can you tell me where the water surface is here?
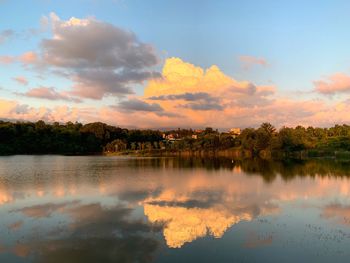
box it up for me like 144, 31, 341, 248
1, 156, 350, 262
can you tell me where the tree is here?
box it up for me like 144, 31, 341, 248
260, 122, 276, 136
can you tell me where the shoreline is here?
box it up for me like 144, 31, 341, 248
1, 149, 350, 161
103, 148, 350, 161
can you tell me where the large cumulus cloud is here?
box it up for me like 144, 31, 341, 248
43, 14, 157, 70
23, 13, 159, 100
139, 57, 279, 127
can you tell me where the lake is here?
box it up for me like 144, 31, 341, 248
1, 156, 350, 262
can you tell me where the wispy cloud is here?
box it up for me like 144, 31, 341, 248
239, 55, 269, 70
0, 55, 15, 64
19, 86, 82, 103
12, 76, 28, 86
314, 73, 350, 95
0, 29, 13, 44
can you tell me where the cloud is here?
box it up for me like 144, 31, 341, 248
3, 56, 347, 129
0, 13, 159, 100
115, 98, 164, 113
32, 13, 159, 99
148, 92, 214, 101
256, 85, 275, 96
21, 86, 82, 102
0, 29, 13, 44
142, 57, 278, 126
314, 73, 350, 94
239, 55, 268, 70
144, 57, 265, 98
176, 100, 224, 111
0, 52, 37, 65
0, 98, 90, 123
0, 95, 185, 128
140, 57, 350, 128
5, 51, 350, 128
12, 76, 28, 85
19, 51, 37, 64
177, 102, 223, 111
149, 92, 223, 111
0, 55, 15, 64
70, 69, 134, 99
43, 13, 157, 70
23, 15, 50, 38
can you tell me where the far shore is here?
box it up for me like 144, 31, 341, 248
103, 148, 350, 161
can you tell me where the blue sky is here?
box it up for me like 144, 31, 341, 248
2, 0, 350, 87
1, 0, 350, 128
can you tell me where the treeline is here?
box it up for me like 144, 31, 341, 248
168, 123, 350, 158
0, 120, 162, 155
238, 123, 350, 158
1, 120, 350, 157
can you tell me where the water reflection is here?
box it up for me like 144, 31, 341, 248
5, 201, 161, 263
1, 156, 350, 262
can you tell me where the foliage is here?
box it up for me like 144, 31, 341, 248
2, 121, 350, 157
0, 120, 161, 155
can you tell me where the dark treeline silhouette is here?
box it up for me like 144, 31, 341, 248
0, 120, 162, 155
1, 120, 350, 157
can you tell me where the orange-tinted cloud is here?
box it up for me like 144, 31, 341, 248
21, 86, 81, 102
136, 57, 277, 127
239, 55, 269, 70
314, 73, 350, 94
0, 98, 81, 123
145, 57, 260, 97
19, 51, 37, 64
12, 76, 28, 85
0, 55, 15, 64
0, 52, 37, 65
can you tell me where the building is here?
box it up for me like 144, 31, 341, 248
229, 128, 241, 138
230, 128, 241, 135
162, 133, 179, 142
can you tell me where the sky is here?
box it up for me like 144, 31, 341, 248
1, 0, 350, 129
